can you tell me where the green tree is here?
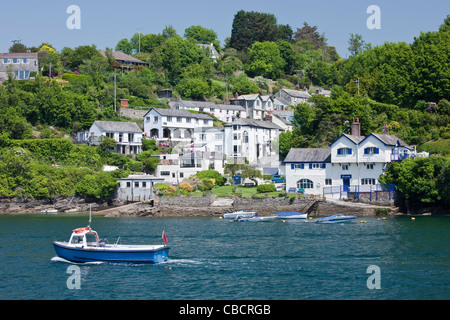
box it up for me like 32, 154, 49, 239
246, 41, 286, 79
240, 165, 263, 186
229, 10, 281, 51
184, 25, 218, 44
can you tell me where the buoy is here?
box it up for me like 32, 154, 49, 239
282, 220, 286, 223
411, 217, 416, 221
360, 220, 367, 223
304, 220, 308, 223
219, 217, 223, 219
382, 217, 387, 220
309, 217, 313, 220
229, 220, 233, 222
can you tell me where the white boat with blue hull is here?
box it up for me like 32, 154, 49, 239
315, 214, 356, 224
223, 210, 257, 219
275, 211, 308, 219
52, 207, 169, 264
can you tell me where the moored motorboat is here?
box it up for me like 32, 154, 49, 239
275, 211, 307, 219
223, 209, 257, 219
237, 215, 278, 222
315, 213, 356, 224
52, 206, 169, 264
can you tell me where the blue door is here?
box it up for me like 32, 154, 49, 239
342, 178, 350, 192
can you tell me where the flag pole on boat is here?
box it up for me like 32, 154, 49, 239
88, 204, 92, 228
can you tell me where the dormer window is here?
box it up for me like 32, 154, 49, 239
364, 147, 379, 155
337, 148, 352, 155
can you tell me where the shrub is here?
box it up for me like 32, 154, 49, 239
179, 182, 193, 192
194, 170, 226, 186
256, 184, 276, 193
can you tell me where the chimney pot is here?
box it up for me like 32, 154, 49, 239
382, 123, 389, 135
351, 117, 361, 137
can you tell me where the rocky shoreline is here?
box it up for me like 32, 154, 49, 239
0, 195, 397, 217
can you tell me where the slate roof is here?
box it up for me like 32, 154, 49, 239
147, 108, 213, 120
174, 99, 245, 112
284, 148, 331, 163
368, 133, 411, 149
94, 121, 142, 133
225, 118, 282, 130
280, 88, 311, 99
99, 50, 147, 64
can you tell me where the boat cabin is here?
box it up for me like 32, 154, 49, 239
68, 227, 104, 248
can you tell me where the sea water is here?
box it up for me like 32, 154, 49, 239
0, 214, 449, 300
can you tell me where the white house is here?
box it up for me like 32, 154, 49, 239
223, 118, 282, 165
284, 148, 331, 194
154, 152, 225, 184
285, 119, 417, 198
0, 52, 38, 83
192, 126, 225, 153
143, 108, 214, 141
172, 99, 246, 123
230, 94, 273, 120
116, 174, 164, 202
272, 88, 311, 106
79, 121, 143, 155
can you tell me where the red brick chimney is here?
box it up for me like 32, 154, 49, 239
382, 123, 389, 135
119, 99, 129, 108
351, 118, 361, 137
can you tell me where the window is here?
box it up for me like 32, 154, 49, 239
180, 172, 184, 178
210, 108, 215, 112
126, 182, 131, 188
186, 117, 191, 123
203, 120, 208, 125
337, 148, 352, 155
154, 116, 158, 122
310, 163, 325, 169
215, 145, 222, 152
214, 133, 223, 140
142, 182, 147, 188
325, 179, 332, 185
23, 58, 29, 64
342, 164, 349, 170
177, 117, 182, 122
3, 58, 10, 64
145, 117, 150, 122
364, 147, 379, 155
134, 182, 139, 188
362, 178, 376, 185
160, 171, 170, 176
297, 179, 313, 189
12, 58, 19, 64
167, 116, 172, 122
199, 134, 206, 140
366, 164, 374, 170
293, 164, 304, 169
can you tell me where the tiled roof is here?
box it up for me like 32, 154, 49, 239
94, 121, 142, 133
225, 118, 282, 130
148, 108, 213, 120
99, 50, 147, 64
285, 148, 331, 163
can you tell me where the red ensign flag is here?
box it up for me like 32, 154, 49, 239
162, 231, 168, 245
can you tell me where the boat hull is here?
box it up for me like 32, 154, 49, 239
275, 212, 307, 219
315, 214, 356, 224
53, 241, 169, 264
223, 211, 257, 219
238, 216, 277, 222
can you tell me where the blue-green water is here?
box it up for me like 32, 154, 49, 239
0, 214, 449, 300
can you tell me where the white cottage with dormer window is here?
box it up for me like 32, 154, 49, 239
285, 119, 418, 198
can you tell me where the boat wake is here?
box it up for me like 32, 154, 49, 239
50, 256, 104, 265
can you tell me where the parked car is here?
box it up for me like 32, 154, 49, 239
271, 174, 286, 183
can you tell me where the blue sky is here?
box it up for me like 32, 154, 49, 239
1, 0, 448, 57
